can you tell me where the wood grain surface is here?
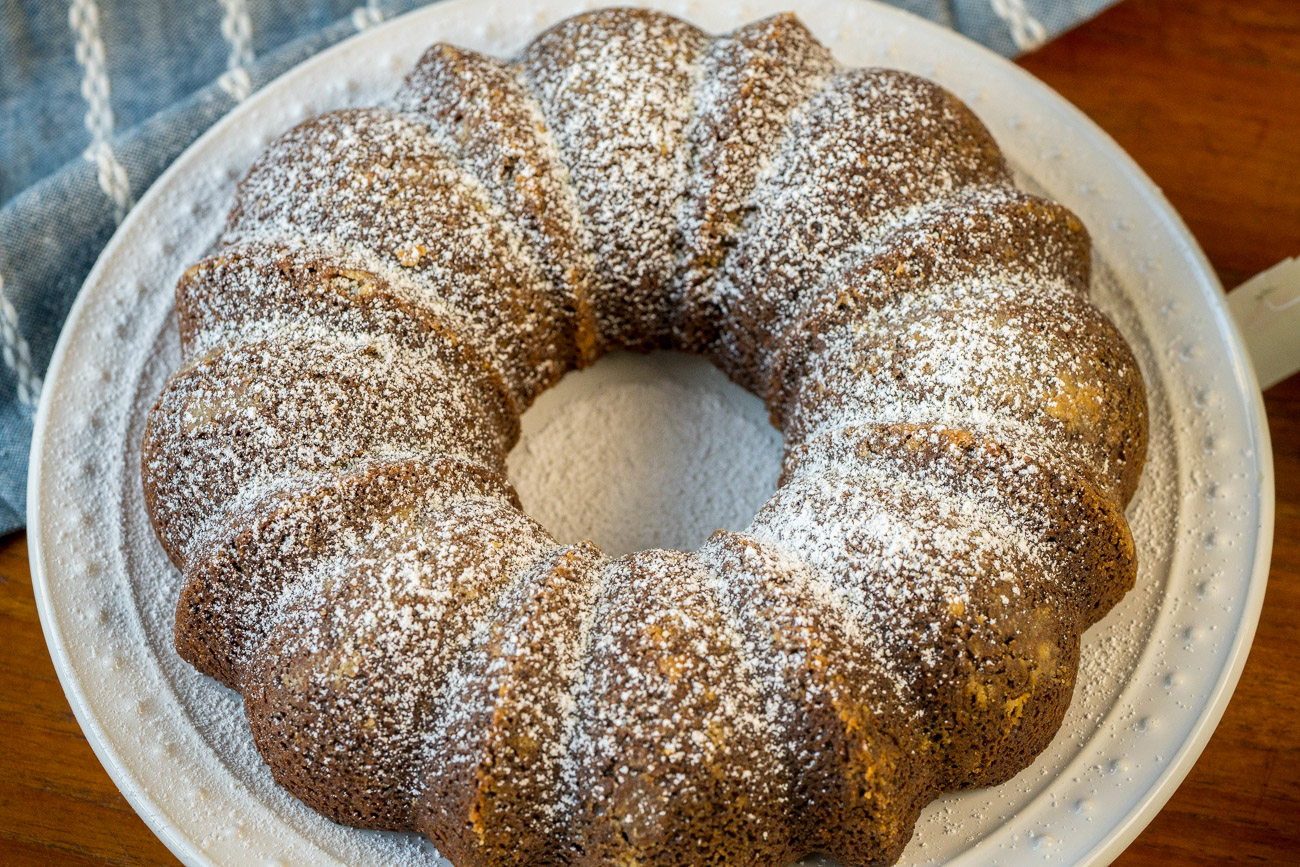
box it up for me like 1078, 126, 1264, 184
1, 0, 1297, 863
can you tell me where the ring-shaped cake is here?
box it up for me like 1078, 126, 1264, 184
142, 8, 1148, 865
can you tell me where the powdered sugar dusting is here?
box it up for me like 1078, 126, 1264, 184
510, 361, 782, 556
518, 10, 709, 350
137, 7, 1150, 865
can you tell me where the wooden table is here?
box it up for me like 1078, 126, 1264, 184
2, 0, 1297, 863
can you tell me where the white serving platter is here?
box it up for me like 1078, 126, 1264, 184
28, 0, 1274, 864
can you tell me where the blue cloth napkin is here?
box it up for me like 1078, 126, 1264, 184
0, 0, 1116, 534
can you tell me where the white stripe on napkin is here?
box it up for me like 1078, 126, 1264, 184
218, 0, 256, 101
0, 273, 43, 409
69, 0, 133, 224
351, 0, 384, 31
990, 0, 1048, 52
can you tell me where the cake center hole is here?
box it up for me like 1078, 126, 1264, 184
508, 351, 783, 557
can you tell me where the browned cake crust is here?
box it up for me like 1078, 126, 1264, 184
141, 8, 1149, 866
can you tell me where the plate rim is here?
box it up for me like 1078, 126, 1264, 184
27, 0, 1276, 865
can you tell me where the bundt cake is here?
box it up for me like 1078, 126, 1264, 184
141, 8, 1148, 866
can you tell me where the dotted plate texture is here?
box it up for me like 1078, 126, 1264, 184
27, 0, 1274, 865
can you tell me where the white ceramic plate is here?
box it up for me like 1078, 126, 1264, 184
29, 0, 1274, 864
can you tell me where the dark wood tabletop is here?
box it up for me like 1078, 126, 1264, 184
2, 0, 1297, 863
